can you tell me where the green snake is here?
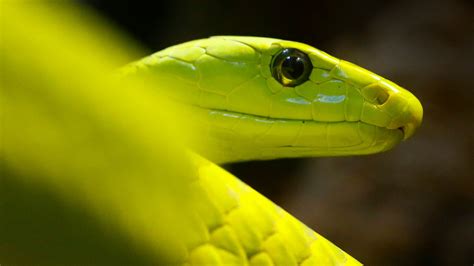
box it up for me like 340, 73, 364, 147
122, 36, 422, 164
120, 36, 423, 265
1, 2, 423, 265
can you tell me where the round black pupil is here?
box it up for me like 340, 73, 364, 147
281, 56, 304, 80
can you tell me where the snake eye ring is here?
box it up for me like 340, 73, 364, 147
271, 48, 312, 87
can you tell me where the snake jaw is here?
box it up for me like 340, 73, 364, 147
188, 106, 405, 163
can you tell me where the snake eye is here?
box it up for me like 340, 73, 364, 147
271, 48, 312, 87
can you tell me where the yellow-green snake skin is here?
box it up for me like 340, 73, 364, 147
119, 36, 423, 265
0, 2, 423, 264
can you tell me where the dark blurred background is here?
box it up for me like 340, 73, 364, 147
81, 0, 473, 265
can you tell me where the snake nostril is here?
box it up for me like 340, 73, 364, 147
376, 90, 390, 105
362, 83, 390, 105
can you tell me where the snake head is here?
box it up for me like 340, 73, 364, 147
126, 36, 423, 163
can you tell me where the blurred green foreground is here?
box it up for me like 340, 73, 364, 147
1, 1, 201, 263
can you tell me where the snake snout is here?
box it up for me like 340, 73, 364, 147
395, 96, 423, 140
380, 82, 423, 140
360, 79, 423, 141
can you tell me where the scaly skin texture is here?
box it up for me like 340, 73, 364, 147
185, 153, 362, 266
2, 2, 423, 265
121, 37, 423, 265
123, 36, 422, 163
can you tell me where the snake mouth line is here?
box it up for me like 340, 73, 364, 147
201, 106, 405, 138
197, 106, 404, 159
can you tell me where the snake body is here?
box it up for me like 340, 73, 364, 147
0, 2, 425, 264
120, 36, 423, 265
